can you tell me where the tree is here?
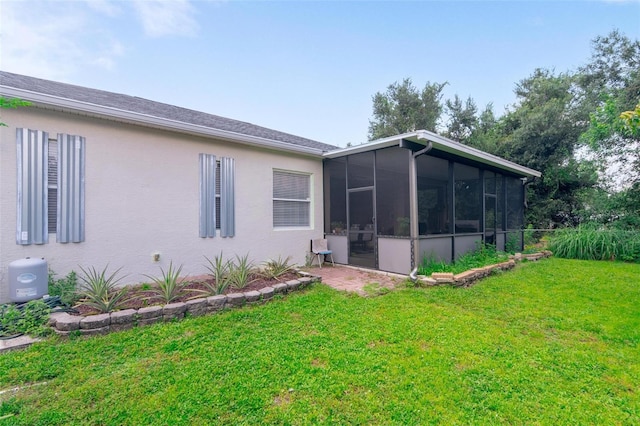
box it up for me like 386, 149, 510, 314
444, 94, 478, 143
368, 78, 447, 140
496, 69, 597, 228
578, 30, 640, 188
0, 96, 31, 126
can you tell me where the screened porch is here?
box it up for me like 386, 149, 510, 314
322, 131, 540, 275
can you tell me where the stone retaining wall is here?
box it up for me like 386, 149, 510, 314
416, 251, 552, 288
50, 273, 320, 337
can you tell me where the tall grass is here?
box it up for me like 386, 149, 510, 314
548, 225, 640, 262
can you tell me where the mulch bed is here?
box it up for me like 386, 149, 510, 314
72, 272, 301, 316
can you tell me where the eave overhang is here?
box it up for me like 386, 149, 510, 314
324, 130, 541, 178
0, 85, 327, 158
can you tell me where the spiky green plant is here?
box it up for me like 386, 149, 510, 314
197, 253, 232, 296
77, 265, 129, 313
144, 262, 186, 304
228, 254, 256, 290
261, 255, 295, 280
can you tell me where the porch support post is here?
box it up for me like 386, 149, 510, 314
409, 154, 419, 270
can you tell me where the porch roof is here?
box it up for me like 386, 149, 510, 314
324, 130, 541, 178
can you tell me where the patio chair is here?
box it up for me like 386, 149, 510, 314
311, 238, 334, 268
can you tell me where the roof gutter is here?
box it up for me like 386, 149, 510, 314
324, 130, 541, 178
0, 86, 327, 158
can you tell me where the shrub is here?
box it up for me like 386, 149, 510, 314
77, 265, 129, 313
144, 262, 186, 304
48, 270, 79, 306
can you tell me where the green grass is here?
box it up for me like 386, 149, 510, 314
1, 258, 639, 425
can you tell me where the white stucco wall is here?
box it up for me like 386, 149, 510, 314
0, 108, 325, 302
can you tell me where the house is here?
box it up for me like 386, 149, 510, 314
0, 71, 539, 303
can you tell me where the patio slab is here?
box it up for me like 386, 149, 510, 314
304, 265, 406, 295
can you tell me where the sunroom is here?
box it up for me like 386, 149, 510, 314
322, 130, 541, 275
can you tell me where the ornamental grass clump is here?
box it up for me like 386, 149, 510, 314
77, 265, 129, 313
144, 261, 187, 304
548, 225, 640, 262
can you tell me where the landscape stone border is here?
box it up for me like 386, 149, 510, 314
48, 270, 321, 337
416, 251, 552, 287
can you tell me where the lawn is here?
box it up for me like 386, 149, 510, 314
1, 258, 639, 425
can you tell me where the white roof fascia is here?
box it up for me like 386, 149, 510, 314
0, 86, 326, 158
324, 130, 541, 178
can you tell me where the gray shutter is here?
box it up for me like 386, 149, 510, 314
57, 134, 86, 243
220, 157, 235, 237
16, 128, 49, 245
199, 154, 216, 237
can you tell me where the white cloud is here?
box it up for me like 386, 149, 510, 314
0, 1, 125, 80
132, 0, 198, 38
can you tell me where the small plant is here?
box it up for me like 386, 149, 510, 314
18, 300, 51, 337
0, 300, 51, 338
228, 254, 256, 290
0, 304, 22, 336
77, 265, 129, 313
261, 256, 295, 280
48, 270, 79, 306
144, 262, 186, 304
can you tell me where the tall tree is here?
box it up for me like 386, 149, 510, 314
578, 30, 640, 188
444, 94, 478, 143
497, 69, 597, 228
368, 78, 447, 140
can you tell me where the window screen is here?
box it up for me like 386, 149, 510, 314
273, 171, 311, 227
454, 163, 481, 233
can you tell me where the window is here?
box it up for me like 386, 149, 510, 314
273, 170, 311, 227
199, 154, 235, 238
16, 129, 85, 245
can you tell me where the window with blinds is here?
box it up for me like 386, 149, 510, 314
273, 170, 311, 227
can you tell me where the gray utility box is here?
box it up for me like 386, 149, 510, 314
8, 257, 48, 303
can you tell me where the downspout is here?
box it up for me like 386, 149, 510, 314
408, 141, 433, 277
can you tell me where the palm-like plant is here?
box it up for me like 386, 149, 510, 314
228, 254, 256, 290
198, 253, 232, 296
144, 262, 186, 304
261, 255, 295, 280
77, 265, 129, 313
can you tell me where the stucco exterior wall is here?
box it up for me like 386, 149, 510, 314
0, 108, 324, 302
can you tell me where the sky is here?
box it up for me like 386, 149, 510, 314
1, 0, 639, 148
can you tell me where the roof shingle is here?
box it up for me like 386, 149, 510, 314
0, 71, 338, 152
